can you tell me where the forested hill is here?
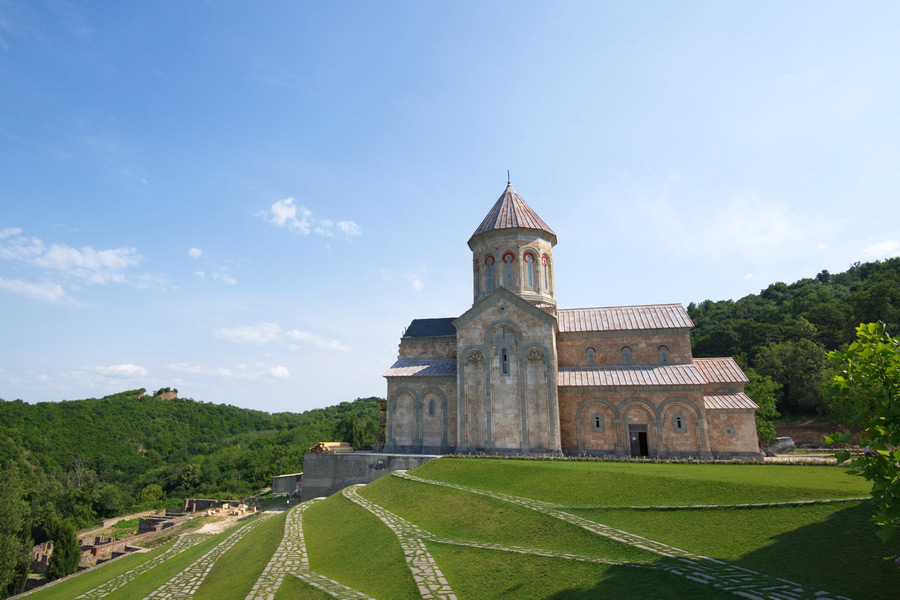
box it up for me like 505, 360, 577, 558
688, 256, 900, 416
0, 390, 378, 528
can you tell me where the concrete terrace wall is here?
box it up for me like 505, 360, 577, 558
300, 453, 439, 501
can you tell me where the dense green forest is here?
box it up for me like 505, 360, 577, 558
689, 257, 900, 419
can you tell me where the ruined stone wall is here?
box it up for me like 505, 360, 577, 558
557, 329, 693, 367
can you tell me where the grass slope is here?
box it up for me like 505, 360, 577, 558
194, 511, 288, 600
412, 457, 871, 505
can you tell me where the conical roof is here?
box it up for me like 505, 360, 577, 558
468, 183, 556, 246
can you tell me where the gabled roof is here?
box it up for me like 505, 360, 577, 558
558, 364, 707, 387
468, 183, 556, 246
705, 393, 758, 410
557, 304, 693, 333
404, 318, 457, 338
693, 358, 748, 384
384, 359, 457, 378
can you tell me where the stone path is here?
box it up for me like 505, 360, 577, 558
565, 497, 870, 510
246, 499, 374, 600
392, 470, 854, 600
144, 512, 274, 599
342, 485, 457, 600
75, 535, 208, 599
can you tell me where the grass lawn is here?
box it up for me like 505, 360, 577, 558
428, 543, 734, 600
570, 501, 900, 600
193, 511, 288, 600
274, 574, 339, 600
360, 473, 655, 561
303, 492, 420, 600
412, 457, 870, 505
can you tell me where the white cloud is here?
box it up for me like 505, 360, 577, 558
0, 276, 67, 302
93, 363, 149, 378
194, 271, 205, 280
259, 197, 362, 239
188, 247, 203, 258
212, 272, 237, 285
864, 239, 900, 259
411, 277, 425, 291
214, 322, 351, 352
0, 227, 22, 239
337, 220, 362, 237
269, 366, 290, 379
167, 362, 290, 381
0, 231, 141, 284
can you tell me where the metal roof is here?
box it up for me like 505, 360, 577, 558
469, 183, 556, 245
557, 304, 694, 332
384, 359, 457, 378
404, 318, 457, 338
558, 364, 707, 387
704, 393, 759, 410
693, 357, 748, 383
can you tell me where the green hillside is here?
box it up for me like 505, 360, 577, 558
0, 391, 379, 528
20, 458, 899, 600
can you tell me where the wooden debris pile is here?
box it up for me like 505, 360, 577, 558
307, 441, 355, 454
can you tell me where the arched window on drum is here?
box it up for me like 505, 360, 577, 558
524, 252, 536, 289
502, 252, 515, 288
484, 255, 495, 291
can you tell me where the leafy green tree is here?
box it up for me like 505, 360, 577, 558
138, 483, 165, 505
827, 322, 900, 542
44, 517, 80, 581
0, 464, 31, 598
754, 338, 829, 415
742, 366, 780, 442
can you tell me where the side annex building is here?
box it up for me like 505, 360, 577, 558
384, 184, 760, 459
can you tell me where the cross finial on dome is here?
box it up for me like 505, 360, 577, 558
507, 170, 510, 185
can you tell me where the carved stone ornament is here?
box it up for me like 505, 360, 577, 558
466, 350, 484, 363
525, 347, 544, 360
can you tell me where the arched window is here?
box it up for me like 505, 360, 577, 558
586, 347, 596, 365
621, 346, 633, 365
524, 253, 536, 288
501, 347, 509, 374
541, 255, 551, 294
673, 413, 686, 433
428, 398, 435, 417
591, 413, 605, 432
658, 345, 669, 365
474, 260, 481, 296
485, 255, 495, 291
502, 252, 515, 288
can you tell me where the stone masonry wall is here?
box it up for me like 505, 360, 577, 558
557, 329, 693, 367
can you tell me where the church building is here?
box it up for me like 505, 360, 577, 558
384, 184, 761, 458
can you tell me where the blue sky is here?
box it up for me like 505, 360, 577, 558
2, 1, 898, 413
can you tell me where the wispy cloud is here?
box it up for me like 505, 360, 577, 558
0, 276, 67, 302
167, 362, 291, 381
864, 239, 900, 259
91, 363, 149, 378
0, 231, 141, 283
258, 197, 362, 239
188, 247, 203, 258
214, 322, 351, 352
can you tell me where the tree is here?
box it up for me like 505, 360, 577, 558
44, 517, 80, 581
826, 322, 900, 542
0, 464, 31, 598
742, 366, 780, 442
754, 338, 829, 415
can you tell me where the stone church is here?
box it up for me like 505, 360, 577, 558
384, 183, 760, 458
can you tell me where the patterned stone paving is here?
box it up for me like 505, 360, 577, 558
75, 535, 208, 599
246, 499, 374, 600
392, 470, 854, 600
144, 512, 275, 599
342, 485, 458, 600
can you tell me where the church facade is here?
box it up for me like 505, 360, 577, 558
384, 184, 761, 459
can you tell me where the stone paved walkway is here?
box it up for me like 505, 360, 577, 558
75, 534, 208, 599
342, 485, 458, 600
392, 470, 854, 600
246, 499, 374, 600
144, 512, 275, 599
